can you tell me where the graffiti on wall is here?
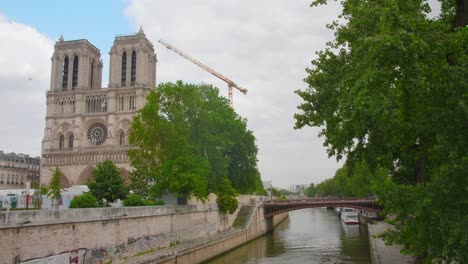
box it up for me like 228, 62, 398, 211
20, 248, 87, 264
18, 233, 175, 263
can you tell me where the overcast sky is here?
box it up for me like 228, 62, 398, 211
0, 0, 349, 188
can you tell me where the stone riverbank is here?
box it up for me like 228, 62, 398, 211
368, 221, 414, 264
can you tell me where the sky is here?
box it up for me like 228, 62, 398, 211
0, 0, 349, 189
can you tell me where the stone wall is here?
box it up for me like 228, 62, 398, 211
0, 195, 271, 264
0, 203, 232, 264
132, 204, 288, 264
156, 208, 289, 264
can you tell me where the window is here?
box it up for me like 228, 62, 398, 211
62, 56, 69, 90
69, 134, 74, 148
119, 130, 125, 145
117, 92, 136, 112
86, 95, 107, 113
72, 56, 79, 89
87, 123, 107, 145
129, 93, 135, 110
121, 51, 127, 86
131, 50, 136, 85
59, 134, 65, 149
90, 60, 94, 89
120, 95, 124, 111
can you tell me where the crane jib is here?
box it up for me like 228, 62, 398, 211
158, 39, 248, 106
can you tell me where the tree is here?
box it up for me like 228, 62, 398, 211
128, 81, 261, 211
69, 193, 98, 208
31, 181, 44, 209
216, 177, 239, 214
128, 172, 154, 199
268, 187, 284, 199
305, 183, 316, 198
48, 167, 64, 209
295, 0, 467, 262
88, 160, 128, 206
312, 161, 387, 198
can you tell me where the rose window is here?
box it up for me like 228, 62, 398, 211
87, 123, 107, 145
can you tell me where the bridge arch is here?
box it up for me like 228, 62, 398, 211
263, 198, 382, 218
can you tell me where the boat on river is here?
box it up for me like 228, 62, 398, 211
340, 208, 359, 224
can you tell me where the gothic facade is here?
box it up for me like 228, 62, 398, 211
40, 29, 157, 187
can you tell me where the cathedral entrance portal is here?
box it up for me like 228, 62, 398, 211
77, 165, 95, 185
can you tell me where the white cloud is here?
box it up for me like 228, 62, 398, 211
0, 14, 53, 156
124, 0, 345, 187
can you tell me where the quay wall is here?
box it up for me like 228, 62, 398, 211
141, 205, 289, 264
0, 195, 260, 264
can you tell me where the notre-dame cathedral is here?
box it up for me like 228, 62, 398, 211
40, 28, 157, 187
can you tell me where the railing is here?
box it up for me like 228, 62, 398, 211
263, 197, 381, 218
43, 148, 130, 166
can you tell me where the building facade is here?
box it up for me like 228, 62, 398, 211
0, 151, 40, 190
40, 28, 157, 187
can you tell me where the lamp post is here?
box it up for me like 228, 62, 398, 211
25, 179, 30, 209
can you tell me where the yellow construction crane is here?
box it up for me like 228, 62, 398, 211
158, 39, 248, 107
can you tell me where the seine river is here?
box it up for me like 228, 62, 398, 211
206, 208, 371, 264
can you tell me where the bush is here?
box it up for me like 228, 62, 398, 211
69, 193, 98, 208
152, 199, 165, 206
122, 194, 164, 206
216, 177, 238, 214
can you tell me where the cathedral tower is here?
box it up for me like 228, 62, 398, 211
41, 29, 157, 187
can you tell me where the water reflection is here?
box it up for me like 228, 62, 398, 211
205, 208, 371, 264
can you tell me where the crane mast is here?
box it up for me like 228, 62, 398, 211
158, 39, 247, 107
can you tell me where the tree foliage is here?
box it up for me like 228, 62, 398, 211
309, 161, 387, 198
48, 167, 64, 209
305, 183, 316, 198
31, 181, 43, 209
279, 189, 298, 196
128, 81, 263, 211
128, 172, 153, 199
295, 0, 467, 262
122, 194, 164, 207
69, 193, 98, 208
268, 187, 285, 199
216, 177, 239, 214
88, 160, 128, 206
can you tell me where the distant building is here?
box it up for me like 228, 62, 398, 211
289, 184, 309, 193
40, 28, 157, 187
0, 150, 40, 190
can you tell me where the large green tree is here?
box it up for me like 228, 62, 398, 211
128, 81, 263, 211
88, 160, 128, 206
295, 0, 467, 262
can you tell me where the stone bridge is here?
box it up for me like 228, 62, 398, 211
263, 197, 382, 218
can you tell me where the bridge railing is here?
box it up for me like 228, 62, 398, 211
262, 197, 382, 218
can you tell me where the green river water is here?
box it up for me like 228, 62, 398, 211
205, 208, 371, 264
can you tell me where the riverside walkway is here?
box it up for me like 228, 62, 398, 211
368, 221, 414, 264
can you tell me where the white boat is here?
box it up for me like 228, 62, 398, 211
340, 208, 359, 224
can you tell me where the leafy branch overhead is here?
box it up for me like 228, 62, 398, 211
295, 0, 467, 262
